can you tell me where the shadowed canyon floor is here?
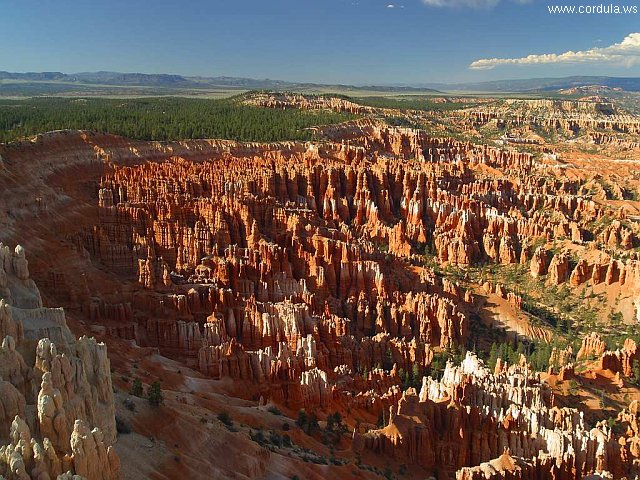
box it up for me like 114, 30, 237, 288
1, 92, 640, 479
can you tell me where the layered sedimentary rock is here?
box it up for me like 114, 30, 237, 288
355, 352, 638, 479
2, 103, 640, 479
577, 332, 608, 360
547, 253, 570, 286
455, 449, 577, 480
453, 98, 640, 136
82, 130, 491, 409
72, 122, 640, 399
600, 338, 639, 378
0, 245, 119, 480
530, 247, 549, 278
245, 92, 378, 115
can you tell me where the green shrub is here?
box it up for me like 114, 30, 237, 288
130, 378, 143, 397
217, 411, 233, 427
267, 405, 282, 416
122, 398, 136, 412
115, 416, 131, 435
147, 381, 163, 407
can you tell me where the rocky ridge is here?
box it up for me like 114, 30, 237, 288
1, 104, 640, 478
0, 244, 119, 480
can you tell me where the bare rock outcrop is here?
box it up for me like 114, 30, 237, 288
0, 246, 119, 480
547, 253, 570, 285
3, 116, 640, 478
530, 247, 549, 278
356, 351, 634, 478
577, 332, 607, 360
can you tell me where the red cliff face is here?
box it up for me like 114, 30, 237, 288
577, 332, 608, 360
0, 245, 119, 480
530, 247, 550, 278
600, 338, 639, 378
453, 98, 640, 137
547, 253, 570, 285
86, 143, 476, 408
2, 121, 640, 479
356, 352, 639, 479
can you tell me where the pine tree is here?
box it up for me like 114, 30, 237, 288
487, 343, 498, 371
147, 381, 163, 407
130, 378, 143, 397
633, 360, 640, 386
411, 363, 421, 389
296, 409, 307, 428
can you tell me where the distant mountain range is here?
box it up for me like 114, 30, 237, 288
423, 76, 640, 93
0, 71, 288, 89
0, 71, 439, 93
1, 71, 640, 94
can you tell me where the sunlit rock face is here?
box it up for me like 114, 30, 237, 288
357, 352, 637, 479
1, 103, 640, 479
0, 244, 119, 480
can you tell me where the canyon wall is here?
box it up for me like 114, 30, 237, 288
0, 244, 119, 480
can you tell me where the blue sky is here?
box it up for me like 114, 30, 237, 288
1, 0, 639, 84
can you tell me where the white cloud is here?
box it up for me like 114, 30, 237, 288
470, 32, 640, 70
387, 3, 395, 7
422, 0, 528, 8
